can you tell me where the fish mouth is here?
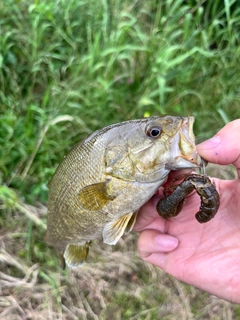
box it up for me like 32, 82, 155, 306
165, 116, 204, 170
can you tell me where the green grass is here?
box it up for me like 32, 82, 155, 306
1, 0, 240, 318
1, 0, 240, 203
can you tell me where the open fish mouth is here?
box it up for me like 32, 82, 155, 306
165, 116, 203, 170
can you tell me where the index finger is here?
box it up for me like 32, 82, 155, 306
197, 119, 240, 178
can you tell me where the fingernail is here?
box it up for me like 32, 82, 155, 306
155, 235, 178, 250
198, 135, 221, 150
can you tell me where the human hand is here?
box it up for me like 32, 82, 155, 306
134, 120, 240, 304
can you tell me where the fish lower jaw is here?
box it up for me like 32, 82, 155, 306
165, 157, 201, 170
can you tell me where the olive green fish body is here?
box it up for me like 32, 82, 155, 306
46, 116, 202, 267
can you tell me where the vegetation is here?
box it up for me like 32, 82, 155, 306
1, 0, 240, 318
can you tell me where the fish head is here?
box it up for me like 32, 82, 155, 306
105, 115, 203, 183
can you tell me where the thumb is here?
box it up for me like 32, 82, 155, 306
197, 120, 240, 175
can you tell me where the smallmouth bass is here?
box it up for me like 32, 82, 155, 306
46, 115, 203, 268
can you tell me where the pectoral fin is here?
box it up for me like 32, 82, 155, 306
103, 212, 136, 245
79, 182, 115, 211
64, 242, 91, 268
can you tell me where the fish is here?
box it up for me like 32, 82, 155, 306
46, 115, 203, 268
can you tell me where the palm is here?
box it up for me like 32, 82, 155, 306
134, 178, 240, 301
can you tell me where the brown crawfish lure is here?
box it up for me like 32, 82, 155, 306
156, 174, 220, 223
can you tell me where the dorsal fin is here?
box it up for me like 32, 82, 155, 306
64, 242, 91, 268
102, 212, 136, 245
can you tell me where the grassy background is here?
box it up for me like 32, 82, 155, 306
1, 0, 240, 319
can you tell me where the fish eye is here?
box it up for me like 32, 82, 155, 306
146, 124, 162, 138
